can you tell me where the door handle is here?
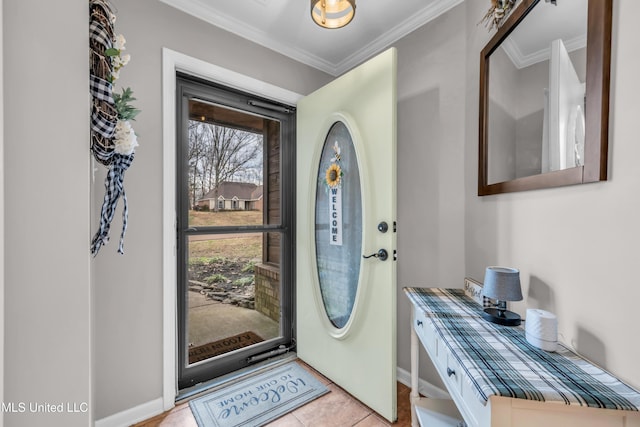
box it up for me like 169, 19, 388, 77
363, 249, 388, 261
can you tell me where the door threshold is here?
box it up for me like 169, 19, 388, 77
176, 352, 297, 403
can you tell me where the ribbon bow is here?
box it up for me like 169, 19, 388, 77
91, 152, 134, 255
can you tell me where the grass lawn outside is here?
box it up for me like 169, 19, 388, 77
188, 210, 264, 261
189, 235, 262, 260
189, 210, 262, 227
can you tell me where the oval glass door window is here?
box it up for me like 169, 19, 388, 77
314, 121, 362, 329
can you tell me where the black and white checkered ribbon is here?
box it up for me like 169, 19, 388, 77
89, 20, 113, 50
91, 152, 135, 255
91, 102, 117, 138
90, 74, 114, 103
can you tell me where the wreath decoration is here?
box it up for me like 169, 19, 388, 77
89, 0, 140, 255
480, 0, 516, 30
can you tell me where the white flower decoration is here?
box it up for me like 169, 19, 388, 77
115, 34, 126, 51
112, 54, 130, 70
113, 120, 138, 155
110, 42, 130, 83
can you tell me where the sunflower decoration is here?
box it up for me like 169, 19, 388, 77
325, 163, 343, 188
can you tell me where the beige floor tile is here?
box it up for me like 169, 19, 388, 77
265, 412, 305, 426
353, 413, 390, 427
292, 383, 372, 427
134, 362, 416, 427
137, 403, 198, 427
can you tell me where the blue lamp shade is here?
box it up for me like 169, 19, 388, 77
482, 267, 523, 301
481, 267, 523, 326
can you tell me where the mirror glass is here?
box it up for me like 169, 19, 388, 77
487, 0, 587, 184
479, 0, 611, 195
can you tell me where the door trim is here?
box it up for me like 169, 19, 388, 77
161, 48, 302, 411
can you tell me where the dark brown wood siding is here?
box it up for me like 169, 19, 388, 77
263, 119, 280, 265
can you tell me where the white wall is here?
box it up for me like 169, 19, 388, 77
0, 0, 5, 425
395, 3, 467, 388
465, 0, 640, 391
3, 1, 92, 426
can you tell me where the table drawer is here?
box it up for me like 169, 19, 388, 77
445, 353, 463, 395
414, 309, 437, 354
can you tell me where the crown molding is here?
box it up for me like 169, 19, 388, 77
159, 0, 340, 74
334, 0, 464, 75
502, 33, 587, 70
159, 0, 463, 76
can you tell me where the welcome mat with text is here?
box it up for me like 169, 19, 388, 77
189, 361, 329, 427
189, 331, 264, 364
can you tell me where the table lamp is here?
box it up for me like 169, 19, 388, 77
481, 266, 523, 326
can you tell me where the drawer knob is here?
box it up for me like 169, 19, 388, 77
447, 367, 456, 377
416, 320, 423, 327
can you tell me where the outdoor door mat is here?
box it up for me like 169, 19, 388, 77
189, 331, 263, 364
189, 361, 329, 427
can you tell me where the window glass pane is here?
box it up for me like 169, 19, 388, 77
187, 232, 281, 365
314, 122, 362, 329
187, 100, 282, 227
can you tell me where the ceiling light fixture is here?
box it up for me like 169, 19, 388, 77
311, 0, 356, 29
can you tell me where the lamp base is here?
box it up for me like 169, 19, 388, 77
482, 308, 521, 326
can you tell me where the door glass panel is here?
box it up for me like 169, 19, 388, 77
183, 98, 285, 368
314, 121, 362, 329
187, 232, 281, 365
188, 100, 268, 226
178, 77, 294, 389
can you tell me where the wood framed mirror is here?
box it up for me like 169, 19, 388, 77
478, 0, 612, 196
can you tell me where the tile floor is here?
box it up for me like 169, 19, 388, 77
134, 360, 413, 426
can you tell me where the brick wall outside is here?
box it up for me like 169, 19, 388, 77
255, 263, 280, 322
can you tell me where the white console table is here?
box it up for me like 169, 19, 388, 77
405, 287, 640, 427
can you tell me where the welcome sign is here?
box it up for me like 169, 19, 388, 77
329, 187, 343, 246
189, 362, 329, 427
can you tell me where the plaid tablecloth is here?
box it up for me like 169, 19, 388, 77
404, 287, 640, 411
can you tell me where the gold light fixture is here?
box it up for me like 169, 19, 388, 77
311, 0, 356, 29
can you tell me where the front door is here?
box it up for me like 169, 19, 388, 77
296, 48, 398, 422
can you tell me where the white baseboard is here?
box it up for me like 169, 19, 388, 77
94, 397, 164, 427
396, 366, 450, 399
95, 367, 447, 426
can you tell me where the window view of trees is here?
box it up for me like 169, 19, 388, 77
188, 120, 263, 210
